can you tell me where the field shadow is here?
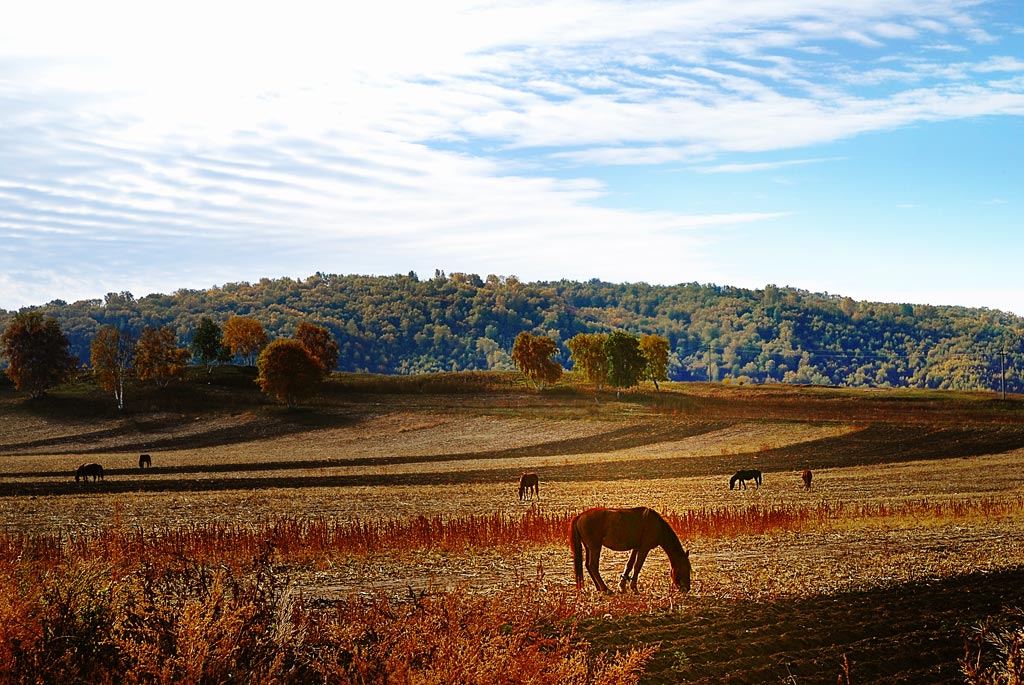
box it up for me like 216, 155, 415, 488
585, 567, 1024, 684
0, 409, 361, 455
6, 422, 1024, 498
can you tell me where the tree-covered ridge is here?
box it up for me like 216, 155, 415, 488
3, 271, 1022, 392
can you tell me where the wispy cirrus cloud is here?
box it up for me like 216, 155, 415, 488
696, 158, 845, 174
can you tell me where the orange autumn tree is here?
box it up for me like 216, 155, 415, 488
134, 325, 190, 387
256, 339, 323, 407
294, 322, 339, 377
223, 316, 268, 366
0, 312, 77, 398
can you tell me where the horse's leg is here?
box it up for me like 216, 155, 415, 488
585, 544, 609, 592
629, 549, 652, 592
620, 550, 638, 592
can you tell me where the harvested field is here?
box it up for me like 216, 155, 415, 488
3, 375, 1024, 683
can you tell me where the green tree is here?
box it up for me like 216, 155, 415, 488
605, 330, 645, 394
294, 322, 339, 376
639, 334, 670, 391
511, 331, 563, 390
0, 312, 77, 398
91, 326, 134, 411
191, 317, 229, 373
134, 325, 190, 387
223, 316, 268, 366
566, 332, 608, 389
256, 339, 324, 407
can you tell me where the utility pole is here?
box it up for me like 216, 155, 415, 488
708, 343, 713, 382
1001, 347, 1006, 400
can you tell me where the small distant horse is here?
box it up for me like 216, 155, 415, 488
730, 469, 762, 490
518, 472, 539, 501
802, 469, 813, 490
139, 454, 152, 469
75, 462, 104, 482
571, 506, 691, 593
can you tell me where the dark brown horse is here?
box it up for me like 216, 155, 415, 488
75, 462, 104, 482
730, 469, 762, 490
518, 472, 539, 500
571, 507, 691, 593
802, 469, 813, 490
139, 454, 152, 469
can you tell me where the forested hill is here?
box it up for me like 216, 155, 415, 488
3, 271, 1024, 392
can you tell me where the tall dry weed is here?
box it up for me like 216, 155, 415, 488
962, 609, 1024, 685
0, 543, 652, 685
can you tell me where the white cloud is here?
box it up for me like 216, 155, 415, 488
696, 158, 844, 173
1, 0, 1022, 309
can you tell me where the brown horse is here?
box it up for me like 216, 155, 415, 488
518, 472, 539, 500
75, 462, 104, 482
139, 454, 152, 469
571, 507, 691, 593
802, 469, 813, 490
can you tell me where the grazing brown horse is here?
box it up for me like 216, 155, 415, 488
571, 507, 691, 593
730, 469, 762, 490
802, 469, 813, 490
518, 472, 539, 500
75, 462, 104, 482
139, 454, 152, 469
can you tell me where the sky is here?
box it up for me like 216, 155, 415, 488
1, 0, 1022, 314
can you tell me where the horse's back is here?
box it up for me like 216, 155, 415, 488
575, 506, 659, 551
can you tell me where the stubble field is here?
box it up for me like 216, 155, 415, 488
3, 371, 1024, 683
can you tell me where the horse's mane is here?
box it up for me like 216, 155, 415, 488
648, 509, 685, 557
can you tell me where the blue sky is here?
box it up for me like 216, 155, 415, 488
1, 0, 1022, 313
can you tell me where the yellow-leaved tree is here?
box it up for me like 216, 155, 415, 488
134, 325, 190, 387
639, 334, 670, 391
91, 326, 134, 411
511, 331, 563, 391
223, 316, 268, 366
566, 332, 608, 389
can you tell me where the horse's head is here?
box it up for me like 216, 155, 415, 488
671, 550, 691, 593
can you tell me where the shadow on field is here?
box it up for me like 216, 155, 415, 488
585, 568, 1024, 685
0, 410, 361, 455
5, 423, 1024, 497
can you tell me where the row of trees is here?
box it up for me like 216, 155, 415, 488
512, 330, 670, 393
0, 312, 338, 409
3, 271, 1024, 392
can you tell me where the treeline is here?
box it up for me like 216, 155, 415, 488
2, 271, 1023, 392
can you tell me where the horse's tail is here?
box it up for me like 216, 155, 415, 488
98, 465, 104, 480
570, 515, 584, 588
755, 470, 762, 486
